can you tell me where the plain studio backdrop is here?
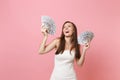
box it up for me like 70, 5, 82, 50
0, 0, 120, 80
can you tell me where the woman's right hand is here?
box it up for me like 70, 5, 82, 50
41, 25, 48, 37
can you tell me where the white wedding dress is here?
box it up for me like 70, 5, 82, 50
50, 50, 77, 80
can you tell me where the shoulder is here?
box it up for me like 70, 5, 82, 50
53, 37, 60, 43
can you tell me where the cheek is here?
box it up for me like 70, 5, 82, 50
69, 26, 74, 30
70, 28, 74, 33
62, 29, 66, 34
71, 31, 74, 35
63, 29, 65, 33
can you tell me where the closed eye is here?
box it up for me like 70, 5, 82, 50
68, 25, 71, 27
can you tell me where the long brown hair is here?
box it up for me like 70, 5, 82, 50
55, 21, 81, 60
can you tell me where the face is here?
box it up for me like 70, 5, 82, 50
63, 23, 74, 37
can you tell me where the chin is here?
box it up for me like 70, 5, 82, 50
64, 34, 72, 37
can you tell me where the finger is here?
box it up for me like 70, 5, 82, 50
87, 42, 90, 45
42, 26, 46, 29
85, 43, 90, 47
85, 42, 88, 45
45, 29, 48, 33
84, 43, 88, 47
41, 28, 47, 33
85, 44, 89, 47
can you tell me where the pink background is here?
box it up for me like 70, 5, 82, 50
0, 0, 120, 80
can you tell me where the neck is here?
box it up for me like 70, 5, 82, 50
64, 36, 73, 50
65, 36, 71, 44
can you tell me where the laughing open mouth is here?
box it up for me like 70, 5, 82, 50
65, 31, 69, 33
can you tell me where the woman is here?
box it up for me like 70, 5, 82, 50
39, 21, 90, 80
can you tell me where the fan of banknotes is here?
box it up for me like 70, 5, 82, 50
78, 31, 94, 45
41, 16, 56, 35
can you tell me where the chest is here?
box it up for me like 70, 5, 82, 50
55, 50, 75, 62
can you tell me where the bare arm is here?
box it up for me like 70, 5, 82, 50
38, 27, 59, 54
76, 43, 90, 67
38, 37, 58, 54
